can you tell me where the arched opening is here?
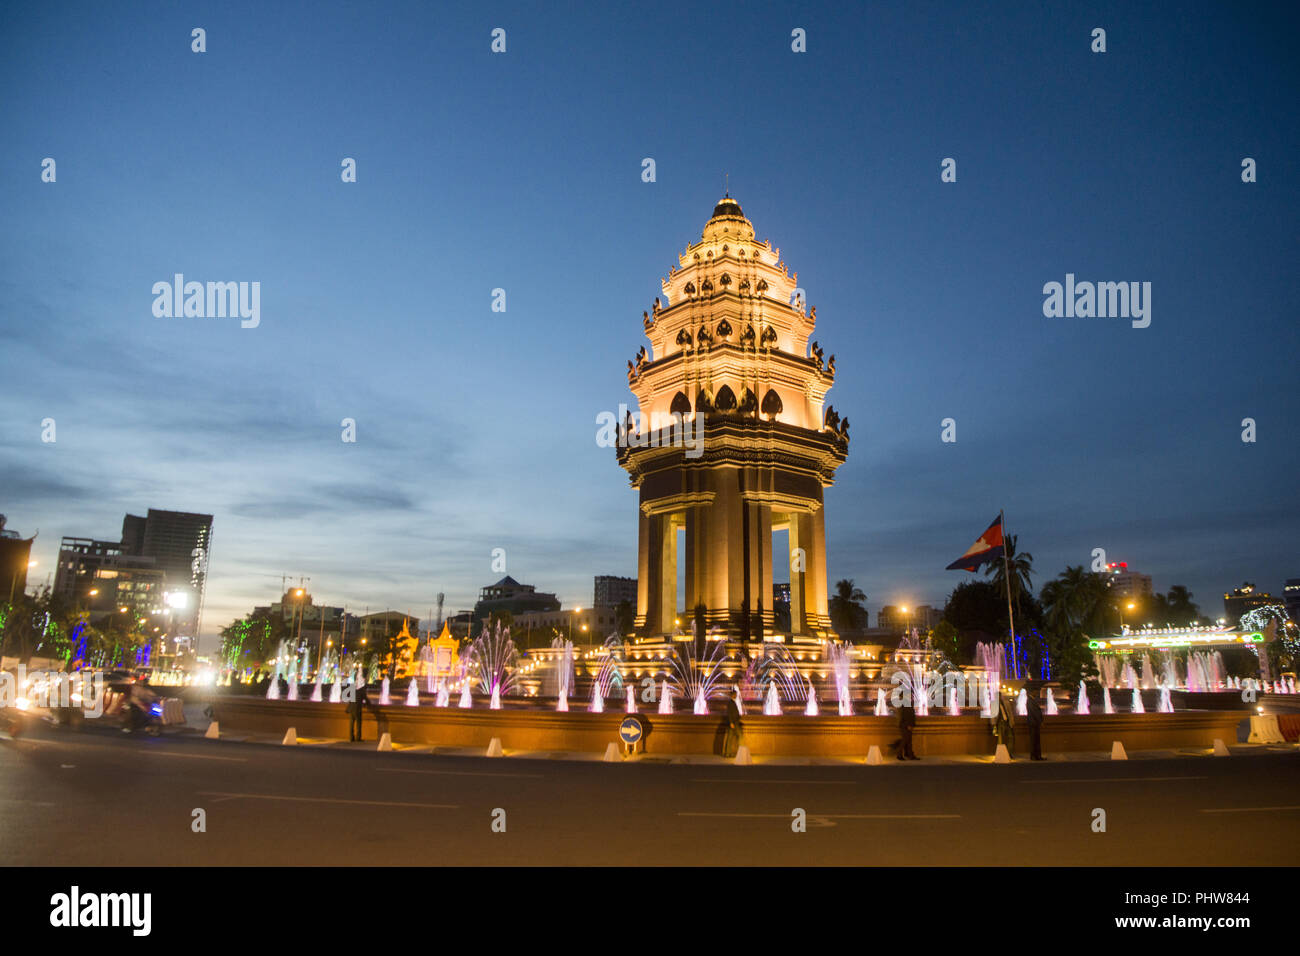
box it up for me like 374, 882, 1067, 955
695, 389, 714, 413
761, 388, 783, 420
714, 385, 737, 413
738, 388, 757, 415
670, 391, 691, 416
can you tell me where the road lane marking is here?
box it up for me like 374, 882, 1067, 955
1199, 806, 1300, 814
198, 791, 457, 809
376, 767, 542, 779
1023, 775, 1206, 783
141, 750, 247, 762
677, 812, 960, 819
691, 778, 856, 784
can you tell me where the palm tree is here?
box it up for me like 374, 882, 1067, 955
829, 579, 867, 634
1040, 565, 1109, 636
985, 534, 1034, 611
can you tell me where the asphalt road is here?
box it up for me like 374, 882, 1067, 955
2, 722, 1296, 866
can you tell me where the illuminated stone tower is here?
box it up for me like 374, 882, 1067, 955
617, 196, 850, 641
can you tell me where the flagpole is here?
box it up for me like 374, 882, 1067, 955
1000, 509, 1017, 676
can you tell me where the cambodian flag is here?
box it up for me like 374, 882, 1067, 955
946, 515, 1005, 571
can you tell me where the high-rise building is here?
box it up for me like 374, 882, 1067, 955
593, 575, 637, 609
121, 510, 213, 636
1224, 583, 1275, 625
0, 515, 36, 602
1103, 562, 1153, 598
54, 509, 213, 641
617, 196, 849, 639
53, 537, 168, 623
1285, 579, 1300, 623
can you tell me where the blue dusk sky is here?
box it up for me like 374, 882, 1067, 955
2, 1, 1297, 644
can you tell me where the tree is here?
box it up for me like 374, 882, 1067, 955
828, 579, 867, 635
986, 534, 1034, 612
1038, 566, 1108, 685
1163, 585, 1201, 627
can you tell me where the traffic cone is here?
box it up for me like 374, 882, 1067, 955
865, 745, 883, 765
204, 722, 219, 739
1111, 741, 1127, 760
281, 727, 297, 746
377, 732, 392, 751
486, 737, 504, 757
734, 745, 753, 765
993, 743, 1011, 764
603, 742, 619, 762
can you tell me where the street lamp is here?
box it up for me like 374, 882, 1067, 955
570, 607, 582, 643
1120, 601, 1135, 629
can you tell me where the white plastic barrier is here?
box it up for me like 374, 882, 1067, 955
159, 698, 186, 725
1247, 714, 1285, 744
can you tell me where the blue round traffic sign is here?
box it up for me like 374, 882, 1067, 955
619, 716, 644, 745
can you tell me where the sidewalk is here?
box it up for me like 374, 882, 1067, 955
197, 724, 1300, 766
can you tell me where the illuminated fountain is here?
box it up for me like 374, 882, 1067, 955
1016, 688, 1027, 716
947, 685, 961, 716
379, 677, 392, 705
1044, 689, 1057, 715
975, 642, 1006, 718
763, 681, 782, 715
804, 681, 819, 716
329, 679, 342, 703
826, 641, 854, 716
1140, 652, 1155, 690
406, 678, 419, 706
467, 621, 518, 711
658, 681, 673, 714
1131, 688, 1145, 714
590, 647, 623, 714
1103, 686, 1114, 714
553, 638, 574, 712
1157, 684, 1173, 713
874, 688, 888, 716
625, 686, 637, 713
1077, 681, 1090, 715
666, 629, 728, 715
435, 681, 449, 707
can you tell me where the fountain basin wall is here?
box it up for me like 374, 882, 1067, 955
210, 697, 1246, 757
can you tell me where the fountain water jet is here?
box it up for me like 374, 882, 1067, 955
763, 681, 782, 716
1131, 688, 1144, 714
805, 681, 819, 716
406, 678, 419, 706
1044, 689, 1057, 715
626, 686, 637, 713
379, 677, 391, 705
1016, 688, 1028, 716
1103, 686, 1114, 714
1076, 681, 1090, 715
874, 688, 888, 716
659, 681, 673, 714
